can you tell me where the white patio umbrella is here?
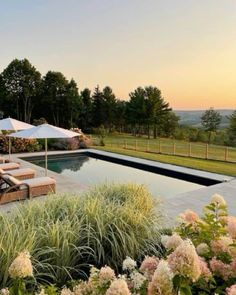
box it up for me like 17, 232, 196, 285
0, 117, 33, 160
9, 124, 81, 176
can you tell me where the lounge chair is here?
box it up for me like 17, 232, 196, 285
0, 168, 35, 180
0, 157, 9, 164
0, 162, 20, 171
0, 174, 56, 204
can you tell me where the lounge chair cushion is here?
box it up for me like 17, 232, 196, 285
3, 168, 35, 178
0, 163, 20, 170
2, 175, 22, 186
23, 177, 56, 188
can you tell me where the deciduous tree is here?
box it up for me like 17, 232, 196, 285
1, 59, 41, 122
201, 108, 221, 132
40, 71, 69, 127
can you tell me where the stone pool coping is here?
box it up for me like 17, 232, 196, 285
1, 149, 236, 220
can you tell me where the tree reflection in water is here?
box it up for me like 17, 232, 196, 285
32, 155, 90, 174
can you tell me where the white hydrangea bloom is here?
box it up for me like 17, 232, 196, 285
196, 243, 210, 255
61, 288, 74, 295
210, 194, 226, 207
148, 260, 174, 295
168, 239, 201, 282
122, 257, 137, 271
8, 251, 33, 279
0, 289, 10, 295
106, 279, 131, 295
130, 271, 147, 290
165, 233, 183, 251
161, 235, 170, 248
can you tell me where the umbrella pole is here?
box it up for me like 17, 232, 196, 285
45, 138, 48, 176
8, 137, 11, 161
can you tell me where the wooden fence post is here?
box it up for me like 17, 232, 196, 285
205, 144, 209, 159
146, 140, 149, 152
173, 142, 176, 155
225, 147, 228, 161
188, 143, 191, 157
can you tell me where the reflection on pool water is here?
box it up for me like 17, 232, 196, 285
30, 154, 205, 198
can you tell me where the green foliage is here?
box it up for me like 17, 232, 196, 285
79, 88, 93, 132
126, 86, 178, 138
101, 86, 117, 131
2, 58, 233, 146
37, 71, 82, 128
95, 125, 107, 146
228, 110, 236, 146
78, 184, 163, 268
201, 108, 222, 132
174, 196, 236, 294
177, 201, 228, 246
173, 126, 230, 146
1, 58, 41, 123
0, 184, 163, 288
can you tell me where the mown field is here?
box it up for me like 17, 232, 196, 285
94, 134, 236, 177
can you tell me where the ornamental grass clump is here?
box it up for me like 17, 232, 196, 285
0, 183, 163, 288
77, 183, 163, 269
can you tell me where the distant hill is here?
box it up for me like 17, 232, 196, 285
174, 109, 234, 128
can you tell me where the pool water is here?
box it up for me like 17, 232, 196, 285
30, 154, 204, 198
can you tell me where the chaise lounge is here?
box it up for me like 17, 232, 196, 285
0, 174, 56, 204
0, 168, 36, 180
0, 157, 10, 164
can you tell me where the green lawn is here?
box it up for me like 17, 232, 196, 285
93, 135, 236, 177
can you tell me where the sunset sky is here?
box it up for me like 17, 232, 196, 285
0, 0, 236, 110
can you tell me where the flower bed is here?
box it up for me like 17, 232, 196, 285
0, 184, 163, 292
1, 193, 236, 294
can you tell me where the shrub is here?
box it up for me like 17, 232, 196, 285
0, 184, 163, 288
45, 138, 80, 150
45, 136, 91, 151
0, 134, 41, 153
93, 126, 107, 146
79, 134, 93, 148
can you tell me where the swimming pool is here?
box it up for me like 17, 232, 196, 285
27, 153, 205, 198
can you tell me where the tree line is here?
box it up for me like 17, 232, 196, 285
1, 58, 236, 145
0, 58, 179, 138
